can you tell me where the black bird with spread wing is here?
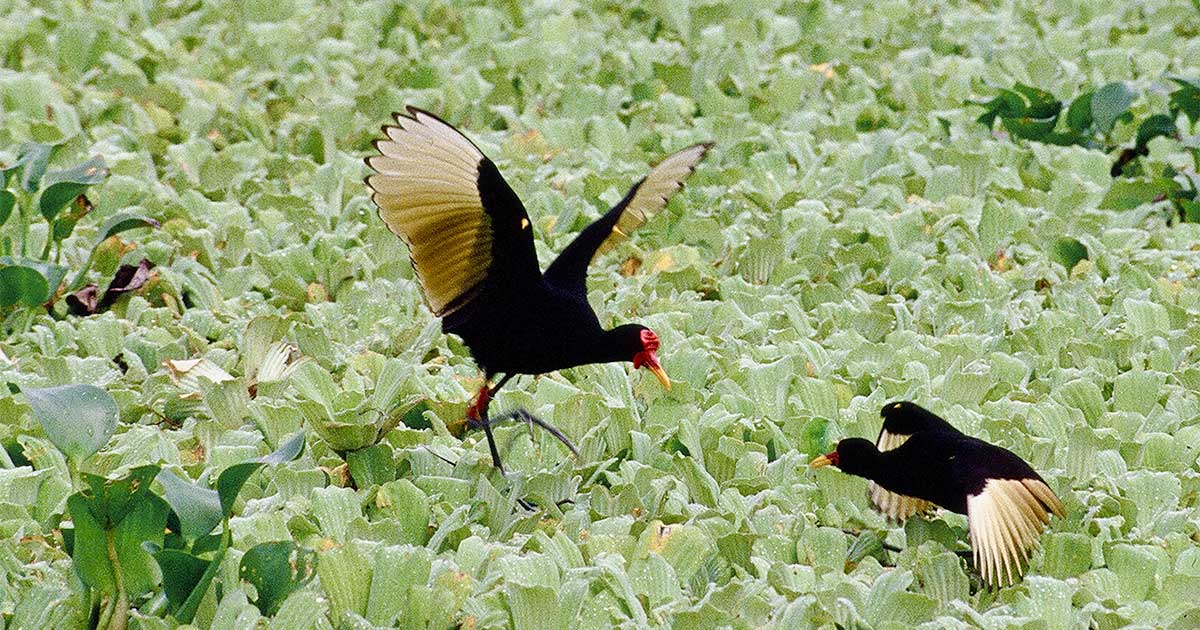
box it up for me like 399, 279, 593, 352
365, 107, 710, 471
810, 401, 1066, 587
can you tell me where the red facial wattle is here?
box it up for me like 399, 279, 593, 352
633, 330, 671, 390
809, 450, 840, 469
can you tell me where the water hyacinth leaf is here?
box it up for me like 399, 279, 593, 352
240, 541, 317, 616
0, 189, 14, 226
170, 546, 226, 624
16, 143, 53, 192
1091, 82, 1136, 133
1065, 91, 1094, 132
290, 361, 338, 407
1169, 77, 1200, 124
1135, 114, 1177, 148
93, 212, 160, 245
973, 89, 1025, 127
0, 264, 51, 307
156, 468, 223, 540
365, 545, 433, 624
317, 541, 373, 621
24, 384, 118, 462
150, 547, 210, 608
799, 418, 830, 458
216, 431, 304, 514
39, 156, 108, 221
1050, 237, 1088, 271
916, 552, 970, 605
67, 465, 169, 598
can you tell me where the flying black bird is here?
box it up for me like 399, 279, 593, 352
810, 401, 1066, 587
365, 106, 710, 471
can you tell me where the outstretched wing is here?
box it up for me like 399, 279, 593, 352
542, 143, 711, 293
967, 477, 1065, 587
867, 426, 939, 520
365, 107, 540, 316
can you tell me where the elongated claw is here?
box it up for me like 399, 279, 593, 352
490, 408, 580, 459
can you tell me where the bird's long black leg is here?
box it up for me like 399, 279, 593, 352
502, 409, 580, 458
466, 375, 506, 473
488, 374, 514, 397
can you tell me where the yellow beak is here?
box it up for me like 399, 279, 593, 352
809, 454, 835, 469
648, 363, 671, 390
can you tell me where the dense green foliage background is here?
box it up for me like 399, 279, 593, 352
2, 0, 1200, 627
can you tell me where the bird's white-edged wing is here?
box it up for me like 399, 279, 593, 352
967, 478, 1066, 587
366, 107, 539, 316
868, 429, 938, 520
595, 142, 711, 256
541, 142, 710, 292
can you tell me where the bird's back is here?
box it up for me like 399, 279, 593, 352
875, 431, 1042, 514
444, 279, 604, 375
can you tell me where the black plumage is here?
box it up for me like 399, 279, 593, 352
811, 401, 1066, 586
365, 107, 709, 471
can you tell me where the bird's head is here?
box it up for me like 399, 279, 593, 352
880, 400, 938, 432
810, 438, 878, 476
614, 324, 670, 390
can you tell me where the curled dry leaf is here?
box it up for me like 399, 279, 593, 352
66, 258, 156, 315
164, 358, 236, 400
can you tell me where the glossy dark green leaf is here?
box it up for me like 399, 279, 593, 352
0, 257, 67, 305
39, 156, 107, 221
150, 548, 211, 608
0, 190, 14, 227
157, 469, 223, 541
1179, 199, 1200, 223
51, 215, 79, 241
77, 465, 162, 527
0, 265, 50, 307
24, 384, 118, 462
1051, 238, 1089, 270
972, 89, 1025, 127
1135, 114, 1178, 148
1065, 91, 1094, 133
239, 541, 317, 616
1169, 77, 1200, 125
216, 462, 266, 516
1012, 83, 1061, 119
67, 468, 169, 598
259, 430, 306, 465
1091, 82, 1136, 133
216, 431, 305, 515
1002, 116, 1058, 141
175, 546, 226, 623
94, 211, 160, 246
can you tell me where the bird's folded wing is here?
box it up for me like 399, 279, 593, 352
967, 478, 1065, 587
542, 143, 710, 291
365, 107, 538, 316
867, 429, 937, 520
